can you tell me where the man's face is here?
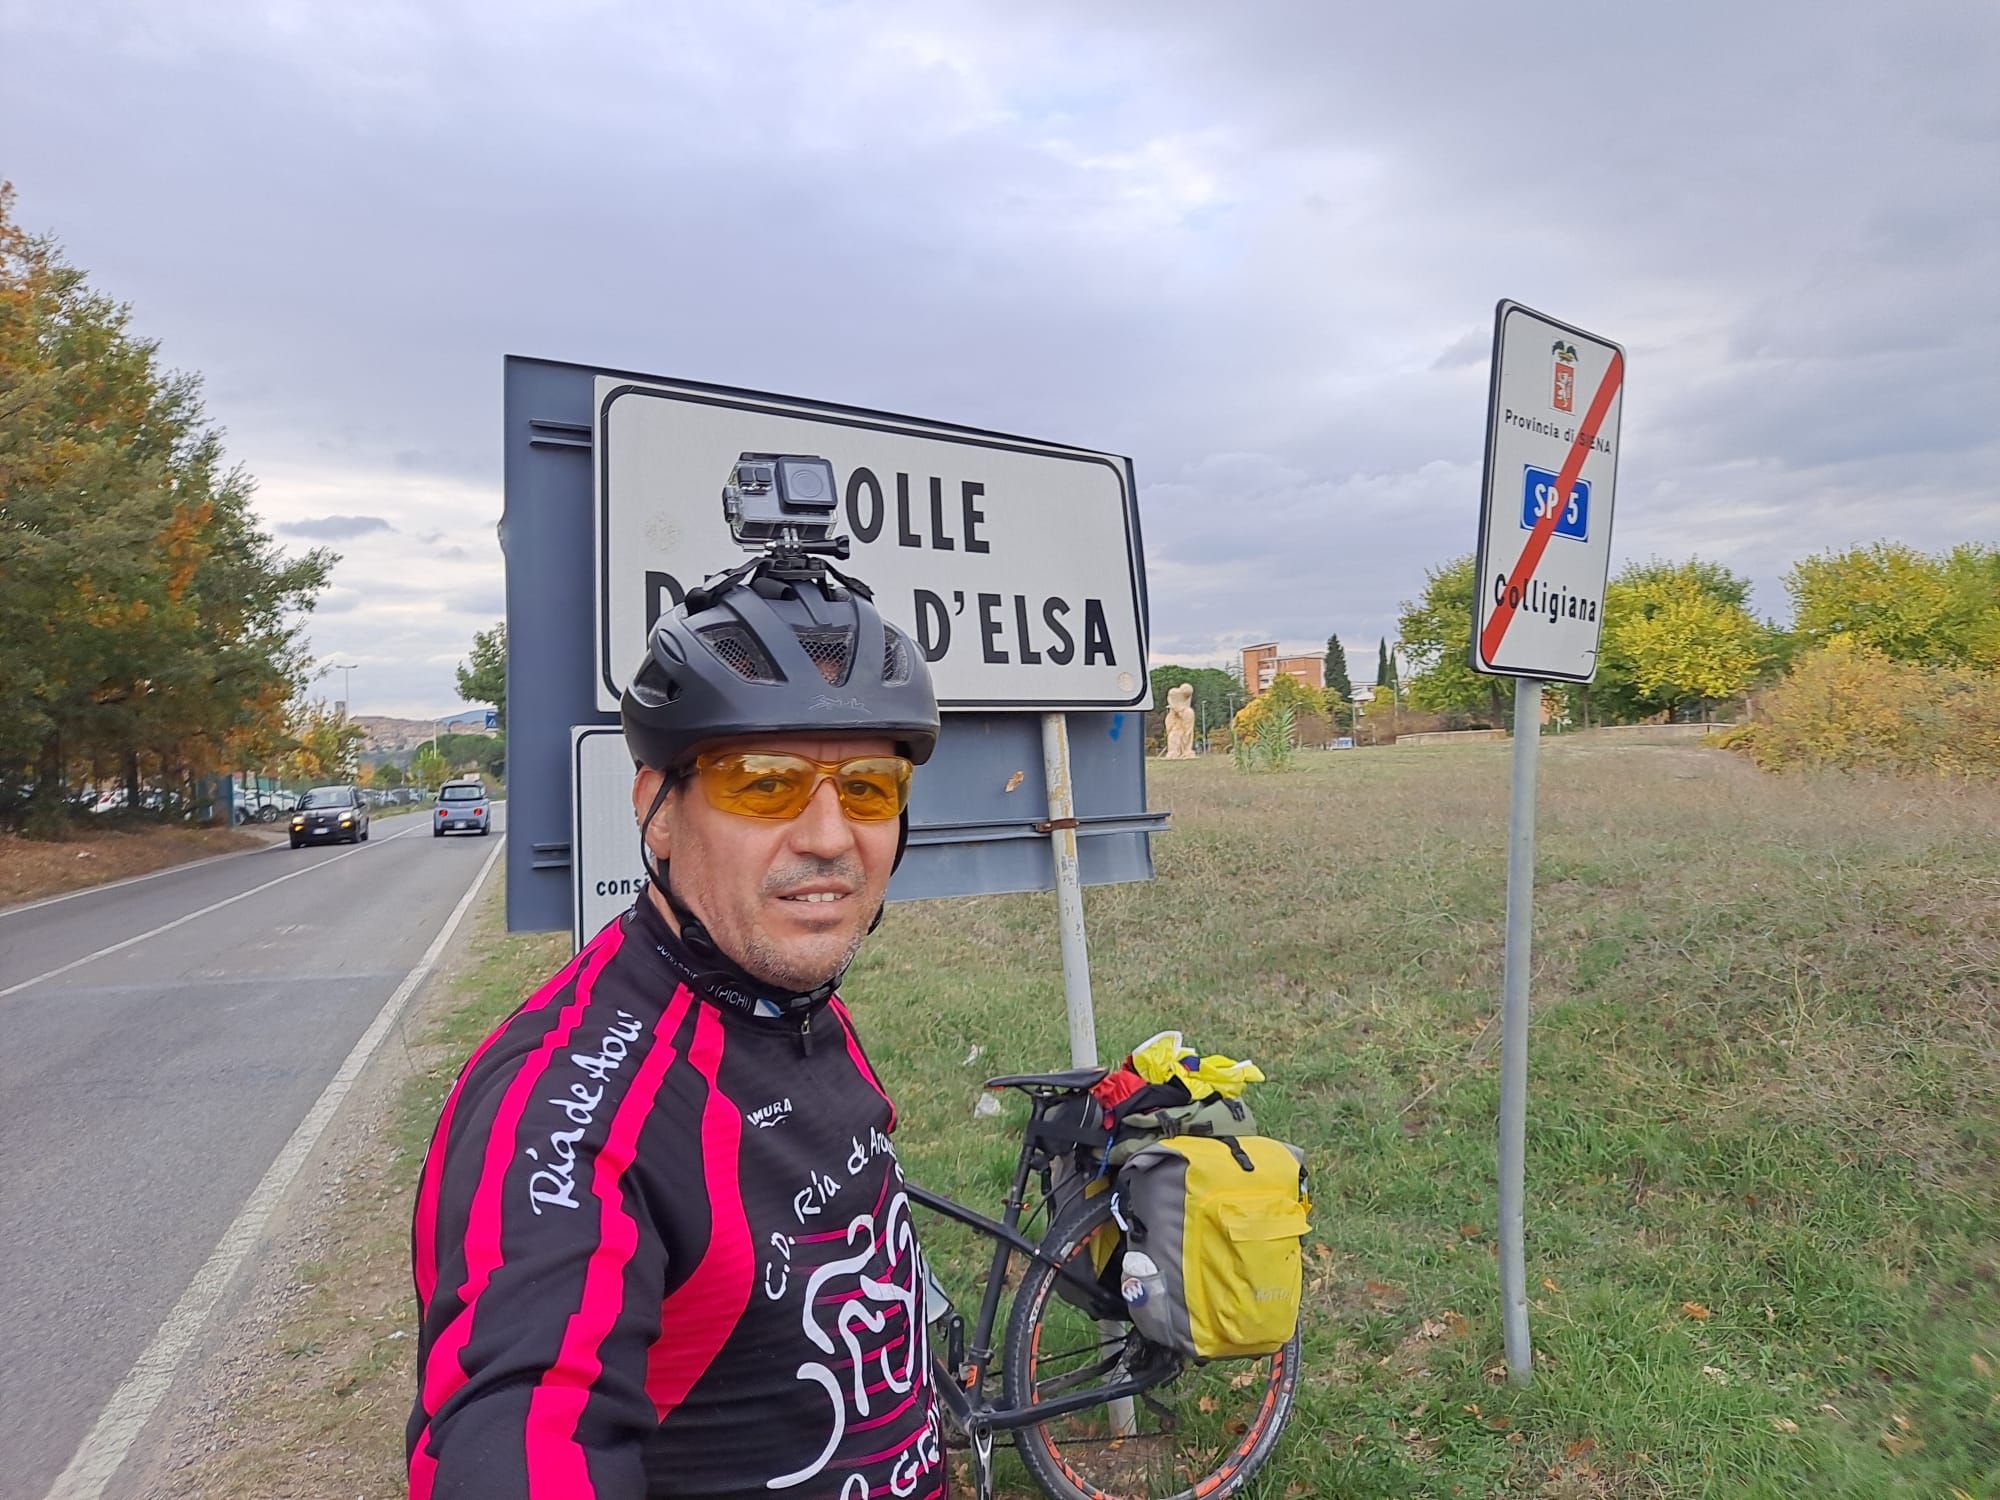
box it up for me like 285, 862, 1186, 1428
632, 733, 903, 993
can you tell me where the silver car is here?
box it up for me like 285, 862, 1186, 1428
433, 780, 492, 836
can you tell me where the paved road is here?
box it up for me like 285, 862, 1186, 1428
0, 809, 505, 1497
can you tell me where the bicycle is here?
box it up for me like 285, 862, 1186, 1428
909, 1066, 1300, 1500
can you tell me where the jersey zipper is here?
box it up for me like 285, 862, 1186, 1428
798, 1007, 815, 1057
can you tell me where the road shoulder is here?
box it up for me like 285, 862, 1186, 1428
0, 826, 278, 911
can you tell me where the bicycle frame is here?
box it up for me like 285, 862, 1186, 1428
907, 1090, 1164, 1438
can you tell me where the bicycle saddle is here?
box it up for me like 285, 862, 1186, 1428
983, 1067, 1108, 1094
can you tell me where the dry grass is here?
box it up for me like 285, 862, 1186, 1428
0, 824, 268, 906
160, 743, 2000, 1499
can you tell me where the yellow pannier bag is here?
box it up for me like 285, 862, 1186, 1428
1110, 1134, 1310, 1360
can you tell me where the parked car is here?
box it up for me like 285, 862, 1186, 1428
433, 780, 491, 837
289, 785, 371, 847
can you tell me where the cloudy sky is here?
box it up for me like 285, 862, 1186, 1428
4, 0, 1995, 716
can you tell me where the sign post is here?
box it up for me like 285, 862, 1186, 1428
1471, 301, 1626, 1385
1040, 712, 1098, 1070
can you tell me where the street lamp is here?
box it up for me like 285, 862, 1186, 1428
322, 661, 359, 717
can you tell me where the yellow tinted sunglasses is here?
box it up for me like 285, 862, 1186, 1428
687, 751, 912, 822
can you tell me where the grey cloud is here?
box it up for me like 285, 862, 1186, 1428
1432, 329, 1488, 370
4, 0, 1995, 700
276, 514, 395, 540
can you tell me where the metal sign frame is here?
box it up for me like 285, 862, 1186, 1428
1471, 300, 1626, 683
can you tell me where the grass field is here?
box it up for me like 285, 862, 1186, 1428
179, 742, 1999, 1498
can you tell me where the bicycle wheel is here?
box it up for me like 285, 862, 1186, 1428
1002, 1192, 1298, 1500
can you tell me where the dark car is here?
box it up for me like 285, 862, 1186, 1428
433, 780, 492, 837
289, 785, 371, 847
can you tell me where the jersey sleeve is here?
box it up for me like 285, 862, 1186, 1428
409, 968, 696, 1499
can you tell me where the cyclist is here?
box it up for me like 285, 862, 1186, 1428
407, 556, 944, 1499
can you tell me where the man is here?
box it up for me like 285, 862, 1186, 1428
407, 554, 944, 1499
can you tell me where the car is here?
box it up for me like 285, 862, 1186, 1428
289, 784, 371, 847
433, 779, 492, 837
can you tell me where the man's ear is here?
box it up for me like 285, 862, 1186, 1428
632, 766, 676, 861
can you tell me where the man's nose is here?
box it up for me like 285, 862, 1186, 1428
787, 777, 858, 857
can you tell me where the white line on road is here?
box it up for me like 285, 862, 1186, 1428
0, 819, 432, 1003
39, 833, 507, 1500
0, 844, 274, 922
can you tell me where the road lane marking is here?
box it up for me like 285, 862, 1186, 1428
0, 844, 274, 922
0, 819, 434, 1002
39, 833, 507, 1500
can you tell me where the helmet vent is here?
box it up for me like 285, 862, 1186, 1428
628, 654, 681, 708
698, 625, 778, 683
794, 627, 854, 686
883, 628, 913, 686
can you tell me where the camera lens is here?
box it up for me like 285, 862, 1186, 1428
783, 463, 827, 500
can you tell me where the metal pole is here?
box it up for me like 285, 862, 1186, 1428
1498, 675, 1541, 1385
1041, 714, 1130, 1435
1040, 712, 1097, 1069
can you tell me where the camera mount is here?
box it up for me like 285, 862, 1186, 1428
686, 452, 870, 614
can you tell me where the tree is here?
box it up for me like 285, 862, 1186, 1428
1232, 672, 1328, 750
1321, 635, 1353, 728
410, 745, 448, 792
1787, 542, 2000, 672
1594, 558, 1766, 721
1396, 556, 1507, 725
456, 621, 507, 728
287, 700, 366, 782
0, 183, 332, 825
375, 760, 406, 789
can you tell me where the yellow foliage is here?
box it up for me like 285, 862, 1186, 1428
1602, 566, 1762, 704
1232, 673, 1327, 743
1729, 638, 2000, 776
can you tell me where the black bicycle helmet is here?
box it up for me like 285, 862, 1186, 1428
620, 562, 938, 772
617, 556, 939, 1016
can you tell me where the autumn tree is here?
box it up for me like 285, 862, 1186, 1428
456, 621, 507, 728
287, 701, 366, 782
1593, 558, 1766, 722
0, 183, 331, 826
1787, 542, 2000, 672
1232, 672, 1328, 747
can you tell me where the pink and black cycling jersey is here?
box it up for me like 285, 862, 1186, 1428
408, 895, 942, 1499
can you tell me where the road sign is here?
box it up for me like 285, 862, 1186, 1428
592, 377, 1149, 714
570, 726, 646, 950
1472, 301, 1626, 681
483, 709, 499, 730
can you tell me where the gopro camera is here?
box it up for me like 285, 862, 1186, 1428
722, 453, 841, 548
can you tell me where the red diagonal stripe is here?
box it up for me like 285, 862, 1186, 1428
1479, 348, 1624, 665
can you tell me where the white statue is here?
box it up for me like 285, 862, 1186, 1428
1163, 682, 1196, 758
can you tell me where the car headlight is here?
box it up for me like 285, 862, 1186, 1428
292, 817, 304, 827
340, 816, 353, 825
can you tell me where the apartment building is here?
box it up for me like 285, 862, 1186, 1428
1239, 642, 1325, 693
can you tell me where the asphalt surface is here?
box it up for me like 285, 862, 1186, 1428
0, 807, 505, 1497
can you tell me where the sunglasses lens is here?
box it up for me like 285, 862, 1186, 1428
703, 754, 816, 818
697, 754, 911, 821
831, 758, 910, 821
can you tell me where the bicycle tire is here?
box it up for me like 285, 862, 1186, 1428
1002, 1191, 1298, 1500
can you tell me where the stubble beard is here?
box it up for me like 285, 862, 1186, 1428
737, 854, 877, 993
